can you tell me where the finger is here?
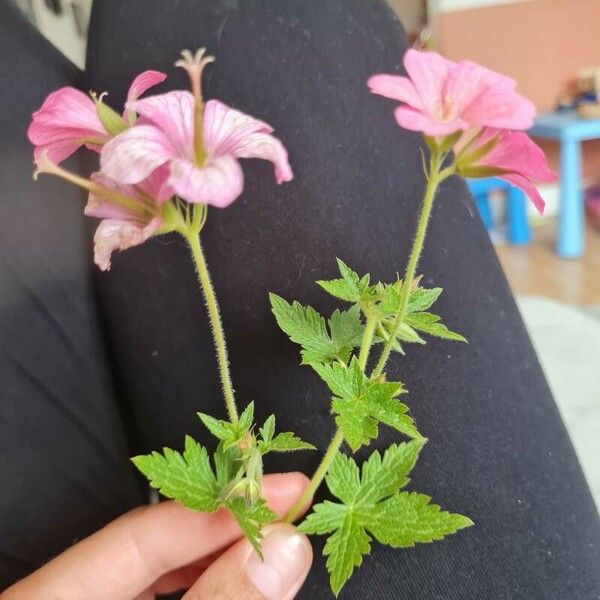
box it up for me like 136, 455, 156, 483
3, 472, 309, 600
182, 523, 313, 600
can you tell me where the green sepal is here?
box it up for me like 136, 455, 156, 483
92, 93, 127, 136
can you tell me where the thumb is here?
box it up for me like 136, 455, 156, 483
182, 523, 313, 600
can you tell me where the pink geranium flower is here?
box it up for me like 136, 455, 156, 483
100, 50, 292, 208
28, 70, 166, 164
457, 128, 557, 214
85, 166, 172, 270
368, 49, 535, 136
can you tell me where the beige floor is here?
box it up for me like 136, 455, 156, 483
496, 220, 600, 306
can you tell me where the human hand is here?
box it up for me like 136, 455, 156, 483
3, 472, 312, 600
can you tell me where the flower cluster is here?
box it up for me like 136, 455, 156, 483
28, 49, 292, 270
368, 49, 556, 213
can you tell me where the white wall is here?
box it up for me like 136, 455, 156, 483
430, 0, 537, 14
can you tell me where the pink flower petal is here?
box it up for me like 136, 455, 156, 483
93, 216, 162, 271
124, 70, 167, 122
126, 91, 195, 158
367, 74, 424, 111
28, 87, 109, 163
84, 172, 145, 220
500, 173, 546, 215
168, 155, 244, 207
203, 99, 292, 183
480, 129, 557, 183
394, 105, 467, 136
100, 124, 176, 184
137, 163, 174, 203
33, 140, 82, 165
403, 49, 451, 116
462, 85, 535, 130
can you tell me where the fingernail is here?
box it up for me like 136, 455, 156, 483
245, 524, 312, 599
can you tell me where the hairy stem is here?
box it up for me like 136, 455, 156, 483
186, 230, 239, 424
372, 148, 448, 377
284, 312, 377, 524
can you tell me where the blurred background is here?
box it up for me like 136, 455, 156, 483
12, 0, 599, 505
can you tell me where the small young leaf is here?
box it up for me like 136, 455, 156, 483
407, 286, 443, 313
226, 497, 277, 556
317, 258, 371, 303
329, 305, 364, 352
405, 312, 467, 342
238, 401, 255, 431
259, 432, 316, 453
259, 415, 276, 444
313, 358, 420, 451
269, 294, 355, 364
197, 412, 234, 441
131, 436, 220, 512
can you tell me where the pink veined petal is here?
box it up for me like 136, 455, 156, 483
203, 99, 273, 157
500, 173, 546, 215
442, 60, 513, 121
28, 87, 109, 163
394, 105, 467, 136
123, 70, 167, 122
100, 124, 177, 184
168, 155, 244, 207
84, 172, 145, 220
137, 163, 174, 204
367, 74, 425, 111
33, 140, 81, 166
403, 49, 452, 117
463, 86, 535, 130
93, 216, 162, 271
480, 130, 557, 182
126, 91, 195, 159
229, 132, 293, 184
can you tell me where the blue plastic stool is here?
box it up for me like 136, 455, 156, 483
467, 177, 531, 245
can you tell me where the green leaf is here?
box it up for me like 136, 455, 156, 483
298, 500, 346, 534
300, 443, 472, 596
270, 293, 359, 364
324, 513, 371, 597
259, 431, 316, 453
313, 358, 419, 451
367, 492, 474, 547
405, 312, 467, 342
239, 402, 255, 431
213, 441, 237, 487
317, 259, 370, 304
259, 415, 276, 444
407, 287, 443, 313
329, 305, 364, 351
197, 412, 234, 441
131, 436, 220, 512
257, 414, 315, 454
226, 497, 277, 556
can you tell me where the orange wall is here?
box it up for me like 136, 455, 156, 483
436, 0, 600, 180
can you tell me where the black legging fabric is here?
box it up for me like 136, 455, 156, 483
1, 1, 599, 598
0, 3, 143, 589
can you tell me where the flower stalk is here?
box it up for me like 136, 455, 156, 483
184, 220, 239, 424
285, 146, 450, 524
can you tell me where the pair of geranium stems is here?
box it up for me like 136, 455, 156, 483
183, 143, 454, 524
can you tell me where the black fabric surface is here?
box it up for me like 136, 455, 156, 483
0, 3, 143, 589
0, 0, 599, 597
